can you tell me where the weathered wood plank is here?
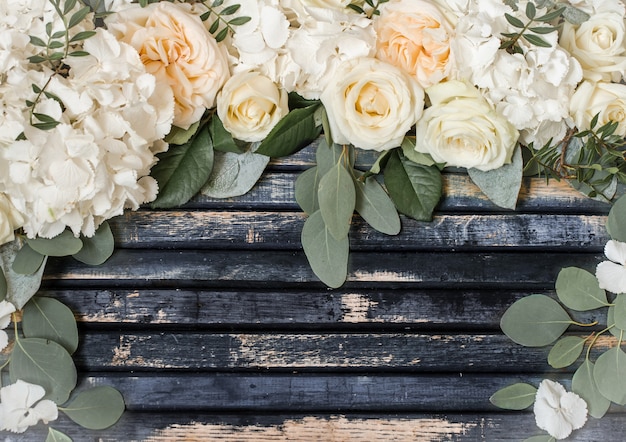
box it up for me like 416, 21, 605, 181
110, 212, 609, 251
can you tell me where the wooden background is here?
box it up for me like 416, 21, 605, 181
22, 144, 625, 440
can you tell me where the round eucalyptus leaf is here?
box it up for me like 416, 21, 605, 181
0, 240, 47, 309
200, 148, 269, 199
500, 294, 572, 347
613, 294, 626, 330
23, 297, 79, 354
11, 243, 45, 275
27, 230, 83, 257
72, 221, 114, 265
593, 347, 626, 405
354, 174, 401, 236
318, 162, 356, 240
62, 386, 125, 430
46, 427, 72, 442
555, 267, 608, 311
548, 336, 585, 368
468, 145, 523, 210
607, 191, 626, 242
607, 306, 625, 338
523, 436, 555, 442
572, 359, 611, 419
10, 337, 77, 404
489, 382, 537, 410
295, 166, 320, 215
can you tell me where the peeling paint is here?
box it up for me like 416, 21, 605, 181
147, 416, 477, 441
351, 270, 418, 282
340, 293, 378, 323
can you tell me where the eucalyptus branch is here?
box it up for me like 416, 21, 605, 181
347, 0, 389, 18
586, 325, 615, 360
199, 0, 251, 42
499, 2, 564, 54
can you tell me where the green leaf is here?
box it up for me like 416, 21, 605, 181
505, 13, 525, 28
228, 16, 251, 26
27, 230, 83, 257
535, 6, 566, 22
0, 267, 6, 300
29, 36, 47, 47
468, 145, 523, 209
614, 294, 626, 330
255, 105, 322, 157
22, 297, 79, 354
593, 347, 626, 405
295, 167, 321, 215
607, 194, 626, 242
384, 150, 442, 221
164, 121, 200, 145
220, 4, 240, 14
607, 306, 625, 338
209, 115, 242, 153
12, 243, 45, 275
316, 140, 343, 176
354, 174, 401, 235
72, 221, 114, 266
523, 436, 555, 442
318, 162, 356, 240
401, 138, 436, 167
523, 34, 552, 47
489, 383, 537, 410
68, 6, 91, 28
63, 0, 77, 13
46, 427, 72, 442
200, 147, 269, 199
555, 267, 608, 310
151, 126, 215, 208
562, 5, 590, 24
529, 26, 557, 34
301, 210, 349, 288
572, 360, 611, 419
208, 19, 220, 34
525, 1, 536, 19
500, 294, 572, 346
547, 336, 585, 368
10, 337, 77, 404
0, 240, 48, 309
62, 386, 125, 430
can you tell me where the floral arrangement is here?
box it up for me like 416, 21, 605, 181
0, 0, 625, 438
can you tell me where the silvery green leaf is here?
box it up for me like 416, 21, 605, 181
555, 267, 608, 311
523, 436, 555, 442
563, 5, 590, 24
354, 173, 401, 235
607, 194, 626, 242
73, 221, 114, 266
0, 240, 47, 309
62, 386, 125, 429
295, 167, 321, 215
12, 243, 45, 275
547, 336, 585, 368
572, 359, 611, 418
27, 230, 83, 256
489, 383, 537, 410
318, 162, 356, 240
607, 306, 624, 338
46, 428, 72, 442
593, 347, 626, 405
315, 139, 343, 176
468, 145, 522, 210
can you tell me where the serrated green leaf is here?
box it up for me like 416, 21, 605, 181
523, 33, 552, 47
295, 167, 321, 215
301, 210, 349, 288
10, 337, 77, 404
468, 145, 522, 209
500, 294, 572, 346
150, 126, 215, 208
46, 427, 72, 442
384, 150, 442, 221
555, 267, 608, 310
607, 194, 626, 241
62, 386, 125, 430
572, 359, 611, 419
354, 174, 401, 235
318, 163, 356, 240
489, 383, 537, 410
256, 105, 322, 157
27, 230, 83, 257
209, 115, 242, 153
68, 6, 91, 28
23, 296, 79, 354
72, 221, 114, 266
200, 147, 269, 199
505, 13, 525, 28
548, 336, 585, 368
12, 243, 45, 275
594, 347, 626, 405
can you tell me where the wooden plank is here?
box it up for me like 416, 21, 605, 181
110, 212, 609, 251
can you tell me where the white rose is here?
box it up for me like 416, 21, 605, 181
217, 71, 289, 142
570, 80, 626, 136
320, 57, 424, 151
414, 80, 519, 171
561, 11, 626, 82
0, 194, 23, 245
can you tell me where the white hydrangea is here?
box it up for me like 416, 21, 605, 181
0, 380, 58, 433
0, 300, 16, 351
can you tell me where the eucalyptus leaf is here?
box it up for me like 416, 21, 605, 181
354, 174, 401, 235
301, 210, 349, 288
0, 268, 5, 300
12, 243, 45, 275
0, 240, 48, 309
201, 147, 269, 199
547, 336, 585, 368
150, 125, 214, 208
572, 359, 611, 419
72, 221, 114, 266
46, 427, 72, 442
295, 167, 321, 215
255, 105, 322, 157
489, 383, 537, 410
563, 4, 590, 24
401, 137, 436, 166
10, 337, 77, 404
523, 436, 555, 442
500, 294, 572, 347
369, 150, 393, 175
318, 162, 356, 240
555, 267, 608, 311
209, 115, 242, 153
614, 294, 626, 330
164, 121, 200, 145
468, 146, 523, 210
62, 386, 125, 430
607, 194, 626, 242
27, 230, 83, 257
22, 297, 79, 354
316, 140, 343, 176
593, 347, 626, 405
384, 150, 442, 221
607, 306, 624, 338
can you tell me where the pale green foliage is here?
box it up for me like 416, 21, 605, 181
489, 383, 537, 410
61, 386, 125, 429
198, 0, 251, 43
468, 146, 523, 209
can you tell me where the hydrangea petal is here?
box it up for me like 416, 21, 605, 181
596, 261, 626, 294
605, 240, 626, 265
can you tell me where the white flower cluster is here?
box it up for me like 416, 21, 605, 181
0, 1, 174, 240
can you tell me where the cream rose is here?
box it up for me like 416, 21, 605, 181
107, 2, 230, 129
320, 57, 424, 151
0, 193, 23, 246
375, 0, 454, 88
415, 80, 519, 171
217, 71, 289, 142
561, 11, 626, 82
570, 80, 626, 136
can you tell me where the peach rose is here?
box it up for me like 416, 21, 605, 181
375, 0, 454, 88
107, 2, 230, 129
